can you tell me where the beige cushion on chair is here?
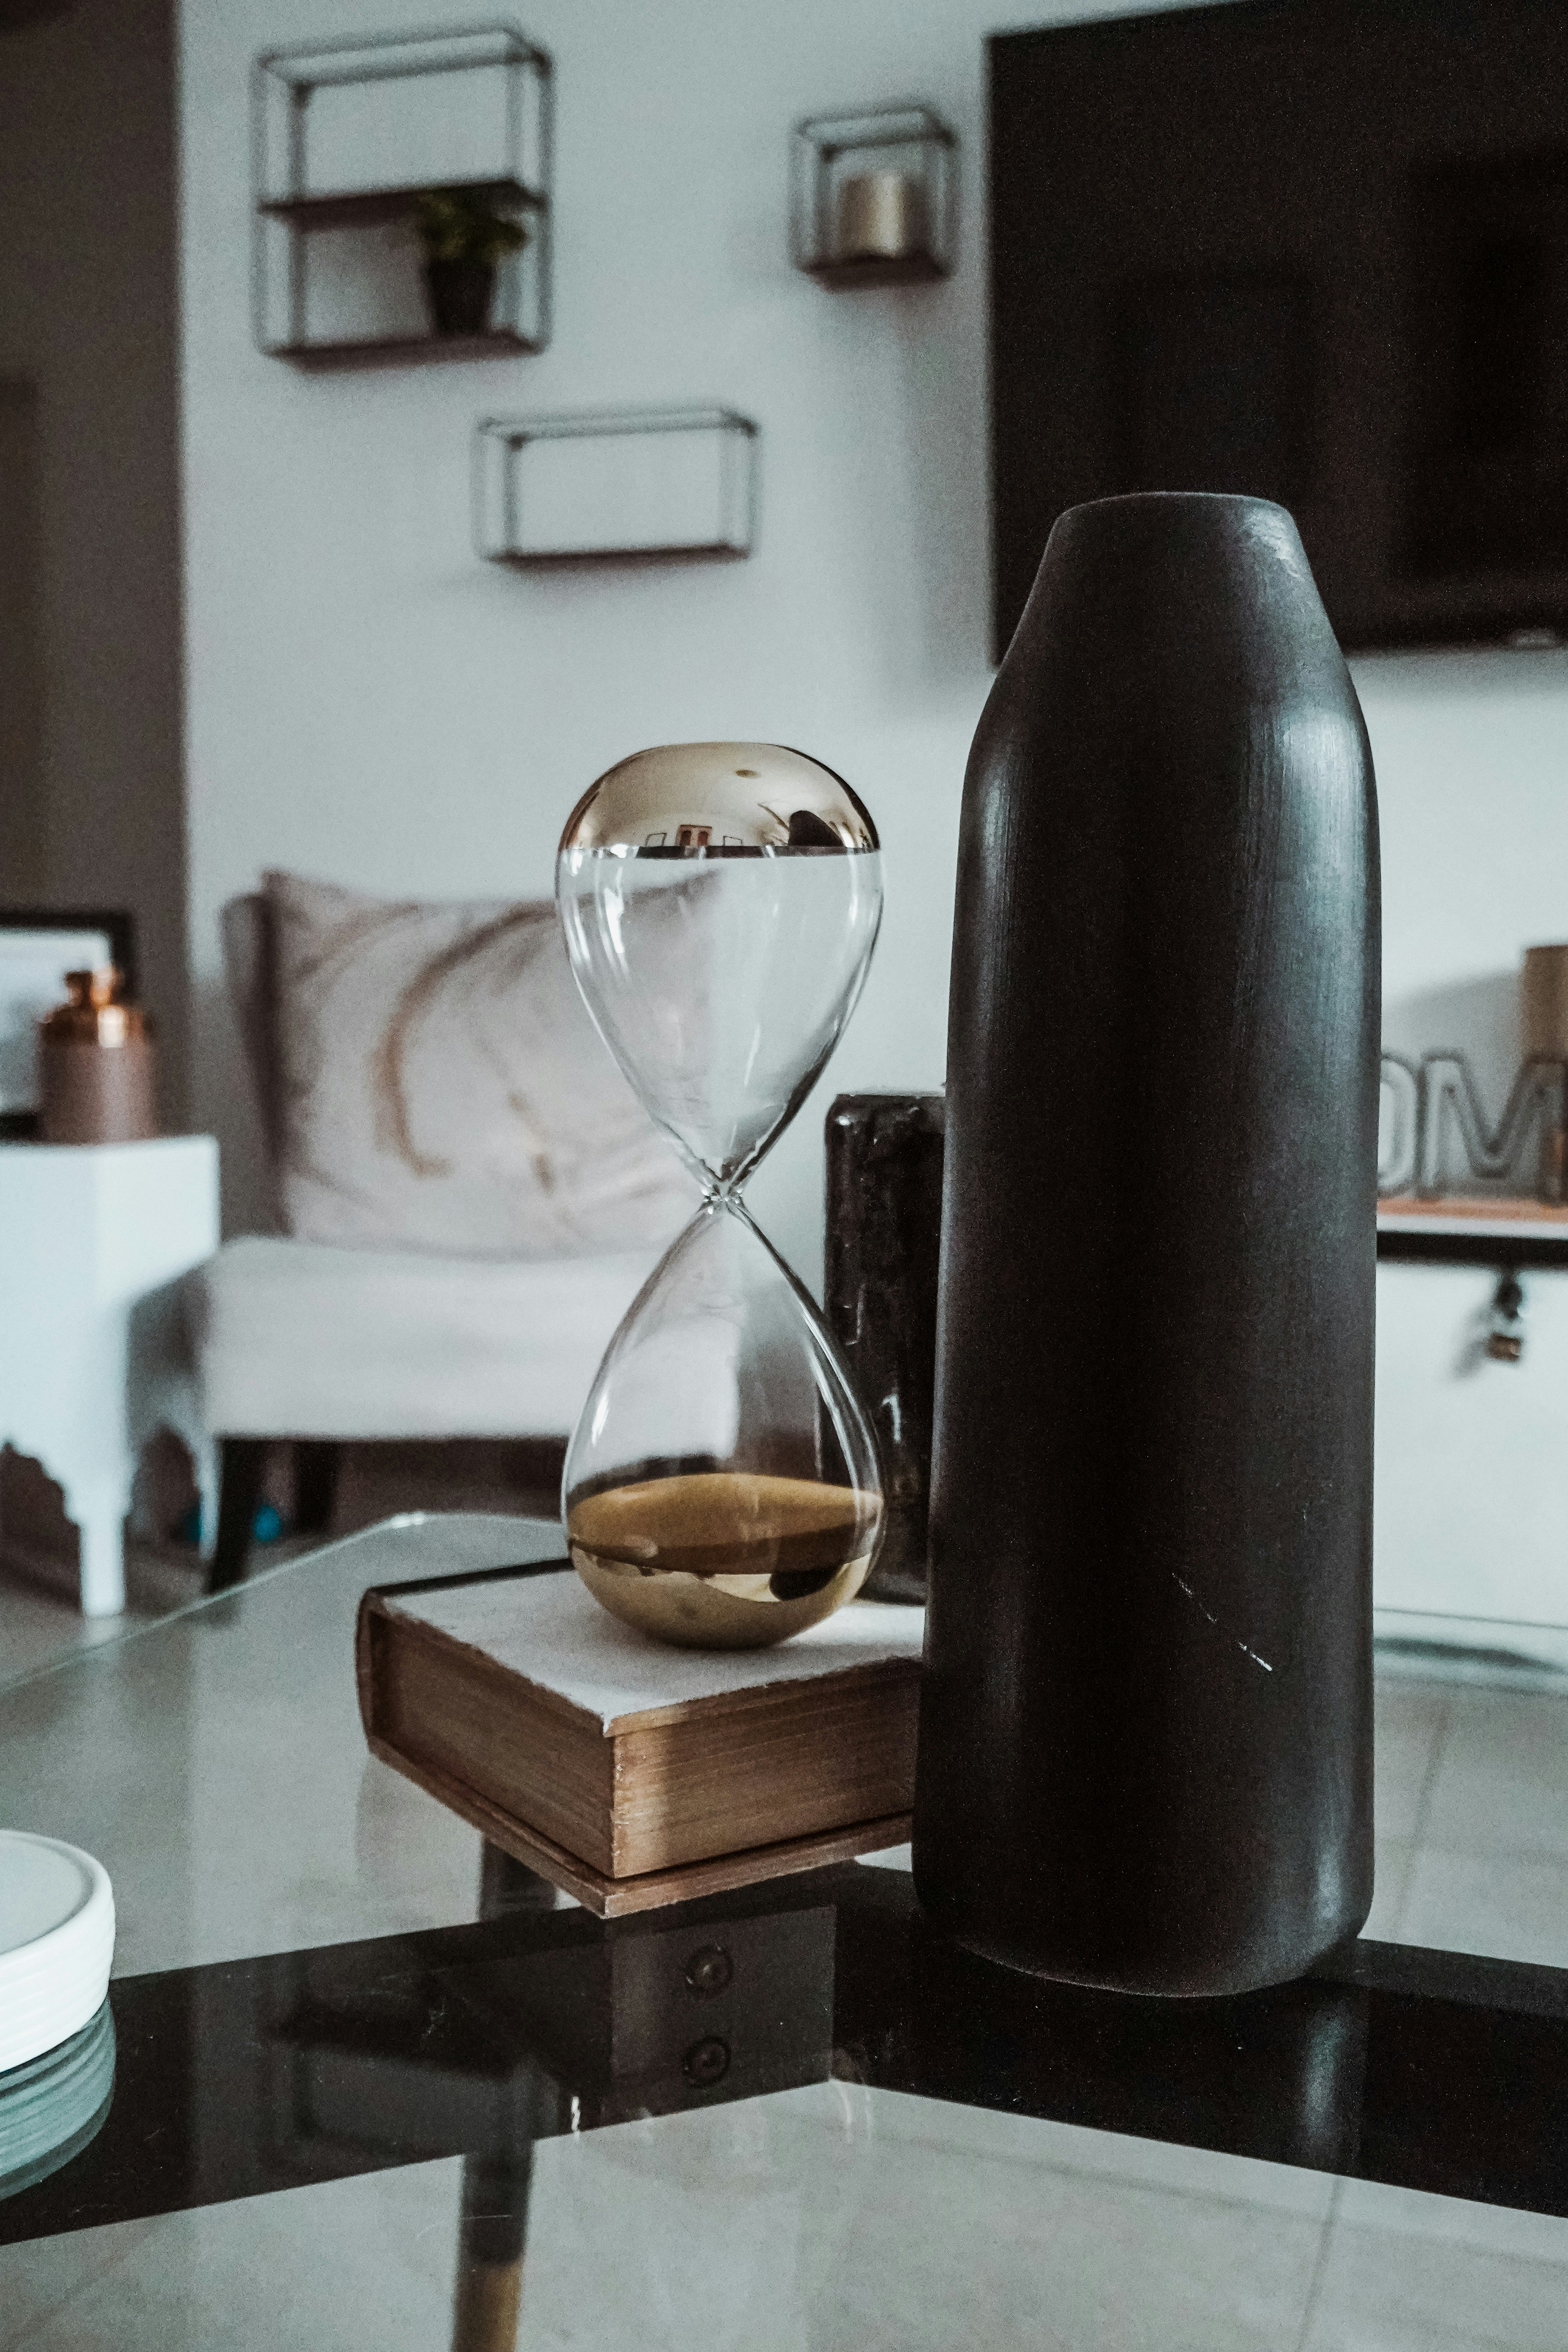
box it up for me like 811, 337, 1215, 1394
262, 869, 695, 1259
190, 1235, 661, 1439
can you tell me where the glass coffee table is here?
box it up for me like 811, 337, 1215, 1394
2, 1514, 1567, 2349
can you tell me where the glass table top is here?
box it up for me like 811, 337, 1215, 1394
2, 1515, 1568, 2348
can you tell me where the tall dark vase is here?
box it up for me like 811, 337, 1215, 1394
914, 493, 1379, 1997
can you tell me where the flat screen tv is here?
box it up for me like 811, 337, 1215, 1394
990, 0, 1568, 657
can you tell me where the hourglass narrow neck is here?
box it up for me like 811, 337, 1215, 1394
685, 1049, 844, 1204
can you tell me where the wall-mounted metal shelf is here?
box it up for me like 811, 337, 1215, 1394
474, 408, 760, 567
791, 103, 957, 289
1377, 1198, 1568, 1270
275, 327, 539, 372
252, 24, 552, 367
257, 172, 538, 232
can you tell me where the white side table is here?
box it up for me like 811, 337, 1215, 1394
0, 1136, 220, 1616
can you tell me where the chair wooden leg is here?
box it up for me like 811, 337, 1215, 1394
293, 1439, 341, 1537
210, 1438, 267, 1591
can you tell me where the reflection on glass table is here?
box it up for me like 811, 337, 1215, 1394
2, 1515, 1568, 2347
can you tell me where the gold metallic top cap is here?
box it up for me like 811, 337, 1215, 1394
559, 742, 878, 857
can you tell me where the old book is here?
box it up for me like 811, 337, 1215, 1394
356, 1561, 924, 1918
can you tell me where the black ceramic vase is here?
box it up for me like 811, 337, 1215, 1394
913, 493, 1379, 1997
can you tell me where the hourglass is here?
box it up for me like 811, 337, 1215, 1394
556, 743, 885, 1650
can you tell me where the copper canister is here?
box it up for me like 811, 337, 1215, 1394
37, 968, 158, 1144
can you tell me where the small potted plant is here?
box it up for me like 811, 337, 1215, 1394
413, 188, 529, 337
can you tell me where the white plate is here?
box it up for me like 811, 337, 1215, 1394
0, 1833, 115, 2072
0, 2001, 115, 2198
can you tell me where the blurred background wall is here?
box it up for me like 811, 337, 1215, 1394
168, 0, 1568, 1620
0, 0, 187, 1119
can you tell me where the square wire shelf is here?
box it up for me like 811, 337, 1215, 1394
791, 103, 957, 288
474, 409, 760, 565
252, 22, 552, 366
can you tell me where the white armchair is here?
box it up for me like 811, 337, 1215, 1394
187, 886, 687, 1585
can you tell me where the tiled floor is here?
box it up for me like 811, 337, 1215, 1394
8, 2086, 1568, 2351
0, 1545, 205, 1684
1368, 1679, 1568, 1965
1301, 2176, 1568, 2352
0, 1437, 564, 1684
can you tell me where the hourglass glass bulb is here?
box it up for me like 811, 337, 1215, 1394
557, 744, 882, 1195
565, 1196, 885, 1646
556, 744, 886, 1649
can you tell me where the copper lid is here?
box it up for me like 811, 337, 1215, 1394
38, 967, 150, 1048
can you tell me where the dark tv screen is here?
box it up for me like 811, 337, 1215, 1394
990, 0, 1568, 657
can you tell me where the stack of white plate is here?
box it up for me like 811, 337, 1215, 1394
0, 2003, 116, 2201
0, 1832, 115, 2074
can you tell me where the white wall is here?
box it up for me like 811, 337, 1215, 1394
181, 0, 1568, 1623
181, 0, 998, 1257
